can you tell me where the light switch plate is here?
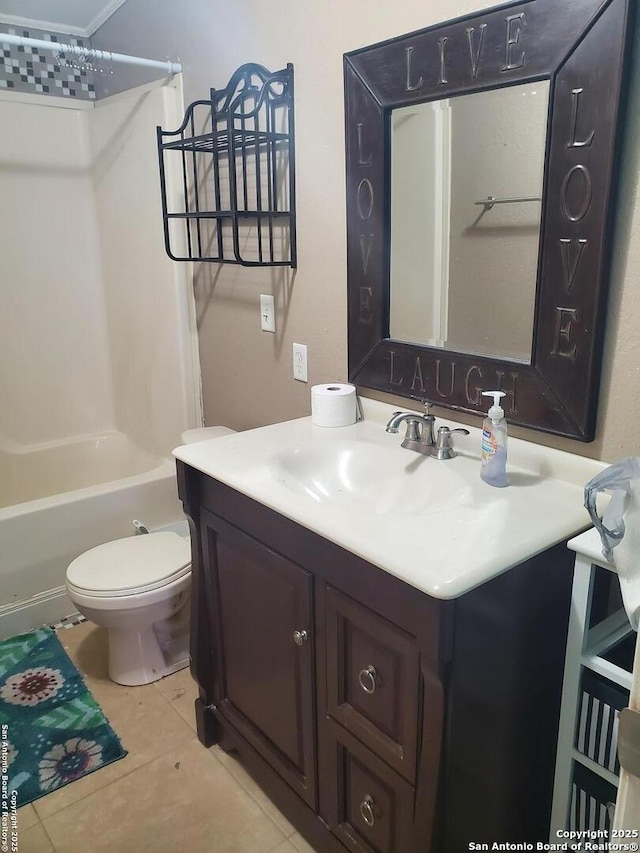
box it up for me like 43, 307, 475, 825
260, 294, 276, 332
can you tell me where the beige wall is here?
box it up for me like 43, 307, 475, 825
94, 0, 640, 461
448, 83, 547, 362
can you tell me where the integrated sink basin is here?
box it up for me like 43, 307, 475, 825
173, 398, 606, 598
269, 437, 474, 516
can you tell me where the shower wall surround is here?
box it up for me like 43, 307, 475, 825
0, 24, 96, 99
0, 80, 197, 453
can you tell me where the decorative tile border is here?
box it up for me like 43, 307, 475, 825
0, 24, 96, 99
50, 613, 86, 631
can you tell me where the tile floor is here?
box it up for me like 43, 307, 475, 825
17, 622, 318, 853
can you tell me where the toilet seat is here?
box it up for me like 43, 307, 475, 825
66, 532, 191, 598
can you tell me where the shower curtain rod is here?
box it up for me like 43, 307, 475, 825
0, 32, 182, 75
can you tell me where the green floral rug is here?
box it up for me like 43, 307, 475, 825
0, 627, 126, 807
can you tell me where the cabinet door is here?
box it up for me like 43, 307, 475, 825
202, 511, 317, 808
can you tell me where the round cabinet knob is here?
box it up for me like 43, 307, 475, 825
358, 664, 377, 694
293, 629, 309, 646
360, 794, 375, 827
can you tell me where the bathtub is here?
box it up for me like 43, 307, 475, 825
0, 431, 185, 640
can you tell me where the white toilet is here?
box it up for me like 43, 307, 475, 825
65, 426, 235, 686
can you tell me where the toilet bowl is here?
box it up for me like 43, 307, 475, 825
64, 426, 235, 686
66, 532, 191, 685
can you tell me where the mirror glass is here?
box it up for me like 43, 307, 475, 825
389, 81, 549, 363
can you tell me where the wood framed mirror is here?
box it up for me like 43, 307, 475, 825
345, 0, 634, 440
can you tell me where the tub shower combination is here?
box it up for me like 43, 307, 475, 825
0, 431, 183, 639
0, 47, 200, 638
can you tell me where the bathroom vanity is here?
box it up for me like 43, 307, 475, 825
174, 401, 605, 852
170, 0, 633, 844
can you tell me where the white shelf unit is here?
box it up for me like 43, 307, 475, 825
551, 528, 635, 836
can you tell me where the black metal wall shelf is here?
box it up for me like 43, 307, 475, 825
157, 63, 296, 267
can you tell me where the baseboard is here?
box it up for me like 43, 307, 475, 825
0, 586, 78, 640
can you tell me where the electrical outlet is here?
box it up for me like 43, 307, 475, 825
293, 343, 308, 382
260, 294, 276, 332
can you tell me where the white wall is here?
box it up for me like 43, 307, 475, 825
0, 93, 114, 445
390, 102, 447, 347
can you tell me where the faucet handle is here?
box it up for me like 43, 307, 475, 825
437, 426, 470, 441
434, 426, 470, 459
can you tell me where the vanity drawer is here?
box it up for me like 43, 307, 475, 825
324, 720, 416, 853
325, 585, 420, 782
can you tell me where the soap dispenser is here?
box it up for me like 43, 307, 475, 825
480, 391, 508, 487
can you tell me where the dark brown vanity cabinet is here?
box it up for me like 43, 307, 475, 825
178, 461, 577, 852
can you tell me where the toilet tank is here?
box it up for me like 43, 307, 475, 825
180, 426, 235, 444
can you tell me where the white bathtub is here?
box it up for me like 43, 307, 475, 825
0, 431, 185, 640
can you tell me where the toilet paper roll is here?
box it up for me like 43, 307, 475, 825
311, 383, 357, 428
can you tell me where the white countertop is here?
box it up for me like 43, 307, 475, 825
174, 399, 606, 600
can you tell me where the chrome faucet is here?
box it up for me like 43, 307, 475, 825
385, 402, 436, 456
